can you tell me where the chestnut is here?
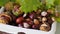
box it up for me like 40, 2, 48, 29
36, 9, 41, 14
47, 9, 54, 14
28, 21, 33, 25
37, 16, 42, 22
16, 16, 24, 24
29, 12, 35, 19
39, 23, 51, 31
34, 19, 40, 25
42, 17, 47, 22
23, 22, 30, 28
18, 32, 25, 34
32, 24, 39, 29
41, 11, 47, 16
47, 17, 53, 25
25, 18, 31, 22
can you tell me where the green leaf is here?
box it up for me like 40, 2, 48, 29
55, 0, 60, 11
0, 0, 15, 6
46, 0, 55, 9
16, 0, 41, 13
54, 0, 60, 6
54, 0, 60, 23
55, 17, 60, 23
0, 0, 9, 6
46, 0, 55, 5
10, 0, 15, 2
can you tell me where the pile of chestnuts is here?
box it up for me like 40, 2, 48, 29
16, 9, 55, 32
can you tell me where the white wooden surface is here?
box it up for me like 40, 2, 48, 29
0, 22, 56, 34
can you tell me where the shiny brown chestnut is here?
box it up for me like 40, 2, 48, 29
18, 32, 25, 34
28, 21, 33, 25
32, 24, 39, 29
16, 16, 24, 24
47, 17, 54, 25
25, 18, 31, 22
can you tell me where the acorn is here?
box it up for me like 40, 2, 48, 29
39, 23, 51, 31
41, 11, 47, 16
34, 19, 40, 25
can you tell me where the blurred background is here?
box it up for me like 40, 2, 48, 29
55, 23, 60, 34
